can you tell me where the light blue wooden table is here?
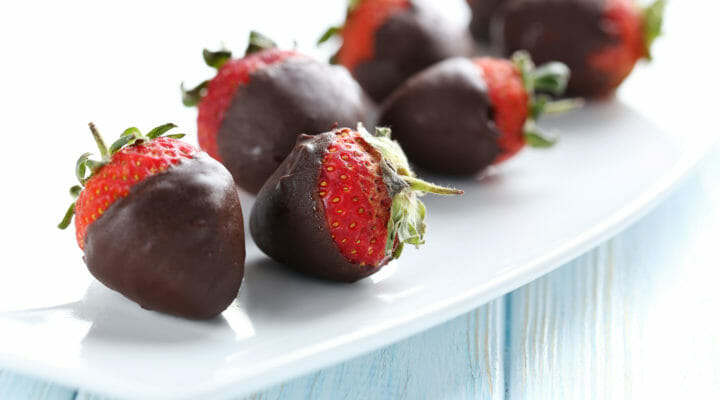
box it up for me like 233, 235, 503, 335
2, 143, 719, 399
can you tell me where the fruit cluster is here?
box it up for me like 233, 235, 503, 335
59, 0, 664, 319
468, 0, 665, 97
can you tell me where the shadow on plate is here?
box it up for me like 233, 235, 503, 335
236, 256, 388, 323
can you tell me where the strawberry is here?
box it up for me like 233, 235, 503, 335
184, 39, 298, 163
319, 0, 473, 102
183, 31, 370, 194
250, 125, 461, 282
58, 123, 245, 319
378, 52, 574, 175
474, 56, 530, 163
497, 0, 665, 97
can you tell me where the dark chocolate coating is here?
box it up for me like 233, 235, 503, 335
468, 0, 505, 42
217, 57, 371, 194
250, 133, 382, 283
378, 57, 501, 175
84, 153, 245, 319
496, 0, 617, 96
354, 2, 475, 103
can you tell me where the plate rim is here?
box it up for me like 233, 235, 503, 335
0, 115, 715, 400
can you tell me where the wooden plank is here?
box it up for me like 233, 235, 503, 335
0, 371, 76, 400
242, 299, 505, 400
505, 151, 720, 399
74, 392, 119, 400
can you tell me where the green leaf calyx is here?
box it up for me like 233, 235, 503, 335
245, 31, 278, 55
181, 81, 208, 107
317, 26, 341, 46
203, 48, 232, 69
317, 0, 361, 62
58, 122, 185, 230
355, 124, 463, 260
643, 0, 666, 60
512, 51, 579, 149
182, 31, 280, 107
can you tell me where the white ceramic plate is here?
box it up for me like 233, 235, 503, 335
0, 1, 716, 399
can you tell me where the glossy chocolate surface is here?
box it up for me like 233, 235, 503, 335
497, 0, 616, 96
217, 57, 370, 194
354, 2, 474, 103
84, 153, 246, 319
250, 133, 382, 283
378, 57, 501, 175
468, 0, 505, 42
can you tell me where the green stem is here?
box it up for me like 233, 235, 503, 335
643, 0, 666, 60
181, 81, 208, 107
524, 129, 557, 148
88, 122, 110, 161
543, 98, 584, 115
203, 48, 232, 69
531, 62, 571, 96
57, 202, 75, 229
245, 31, 278, 55
317, 26, 341, 46
70, 185, 82, 197
402, 176, 463, 195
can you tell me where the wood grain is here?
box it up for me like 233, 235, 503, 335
240, 299, 505, 400
505, 147, 720, 399
0, 372, 75, 400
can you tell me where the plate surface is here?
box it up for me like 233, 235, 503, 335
0, 1, 716, 399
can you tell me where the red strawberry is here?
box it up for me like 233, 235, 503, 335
319, 0, 473, 102
378, 52, 574, 175
193, 48, 298, 162
586, 0, 646, 93
183, 31, 370, 194
498, 0, 665, 97
318, 131, 393, 266
474, 56, 529, 163
69, 126, 196, 249
59, 123, 245, 319
250, 125, 462, 282
333, 0, 410, 72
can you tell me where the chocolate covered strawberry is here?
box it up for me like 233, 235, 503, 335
319, 0, 473, 102
496, 0, 665, 97
58, 123, 245, 319
250, 125, 461, 282
378, 52, 574, 175
182, 31, 370, 194
467, 0, 504, 42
